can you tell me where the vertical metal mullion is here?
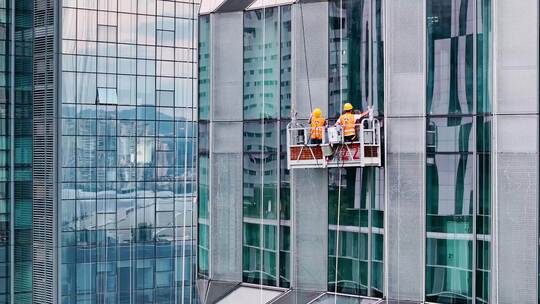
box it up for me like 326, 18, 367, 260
421, 0, 427, 301
472, 0, 478, 303
9, 0, 15, 302
208, 13, 214, 280
260, 8, 266, 289
366, 0, 376, 296
382, 0, 389, 297
289, 4, 296, 289
275, 7, 281, 288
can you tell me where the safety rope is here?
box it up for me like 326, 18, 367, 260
299, 1, 313, 113
333, 0, 344, 301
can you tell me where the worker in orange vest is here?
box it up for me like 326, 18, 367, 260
336, 103, 368, 142
309, 108, 327, 144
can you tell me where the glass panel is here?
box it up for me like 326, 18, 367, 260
426, 238, 473, 303
199, 16, 211, 121
329, 0, 374, 119
426, 0, 491, 302
327, 0, 384, 297
242, 223, 278, 286
243, 8, 280, 120
427, 154, 474, 234
311, 294, 379, 304
280, 6, 292, 119
328, 167, 383, 297
61, 0, 198, 300
427, 117, 473, 154
372, 0, 384, 115
241, 7, 291, 287
476, 0, 492, 114
427, 0, 474, 115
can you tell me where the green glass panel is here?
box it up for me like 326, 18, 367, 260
477, 154, 491, 235
426, 238, 473, 303
14, 200, 31, 228
198, 156, 209, 220
328, 0, 375, 119
243, 122, 278, 220
242, 6, 292, 287
328, 229, 369, 296
427, 0, 474, 115
371, 233, 384, 297
427, 117, 473, 154
14, 262, 32, 293
476, 116, 491, 153
476, 269, 490, 304
427, 154, 474, 234
242, 246, 278, 286
198, 224, 210, 276
279, 123, 290, 221
280, 6, 292, 119
279, 225, 290, 288
476, 0, 492, 114
373, 0, 384, 116
199, 15, 211, 121
328, 167, 384, 297
244, 8, 280, 120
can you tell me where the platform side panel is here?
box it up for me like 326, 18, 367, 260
292, 169, 328, 291
385, 117, 425, 301
495, 116, 538, 303
212, 12, 244, 122
292, 1, 329, 120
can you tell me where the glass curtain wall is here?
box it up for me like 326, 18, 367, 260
0, 1, 11, 302
0, 1, 34, 302
59, 0, 198, 303
197, 14, 210, 279
426, 0, 491, 303
13, 0, 33, 302
242, 5, 291, 288
327, 0, 384, 298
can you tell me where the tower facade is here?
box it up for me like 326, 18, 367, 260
197, 0, 539, 303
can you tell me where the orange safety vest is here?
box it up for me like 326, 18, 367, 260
338, 113, 356, 137
310, 117, 326, 140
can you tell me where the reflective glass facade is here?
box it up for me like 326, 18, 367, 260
59, 0, 198, 302
242, 6, 291, 288
328, 0, 384, 298
0, 0, 34, 303
328, 0, 383, 118
197, 14, 210, 278
328, 168, 384, 297
426, 0, 491, 303
194, 0, 540, 302
13, 1, 33, 302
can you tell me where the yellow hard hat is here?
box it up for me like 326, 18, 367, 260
313, 108, 322, 117
343, 103, 353, 111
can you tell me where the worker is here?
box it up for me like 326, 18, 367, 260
309, 108, 327, 144
336, 103, 368, 142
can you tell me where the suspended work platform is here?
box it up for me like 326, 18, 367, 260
286, 117, 383, 169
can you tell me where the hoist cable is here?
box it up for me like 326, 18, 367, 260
333, 0, 344, 302
299, 1, 313, 113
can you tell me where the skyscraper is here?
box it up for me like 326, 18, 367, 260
197, 0, 539, 303
0, 0, 201, 303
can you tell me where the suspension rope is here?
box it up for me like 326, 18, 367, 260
299, 1, 313, 113
334, 0, 344, 301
